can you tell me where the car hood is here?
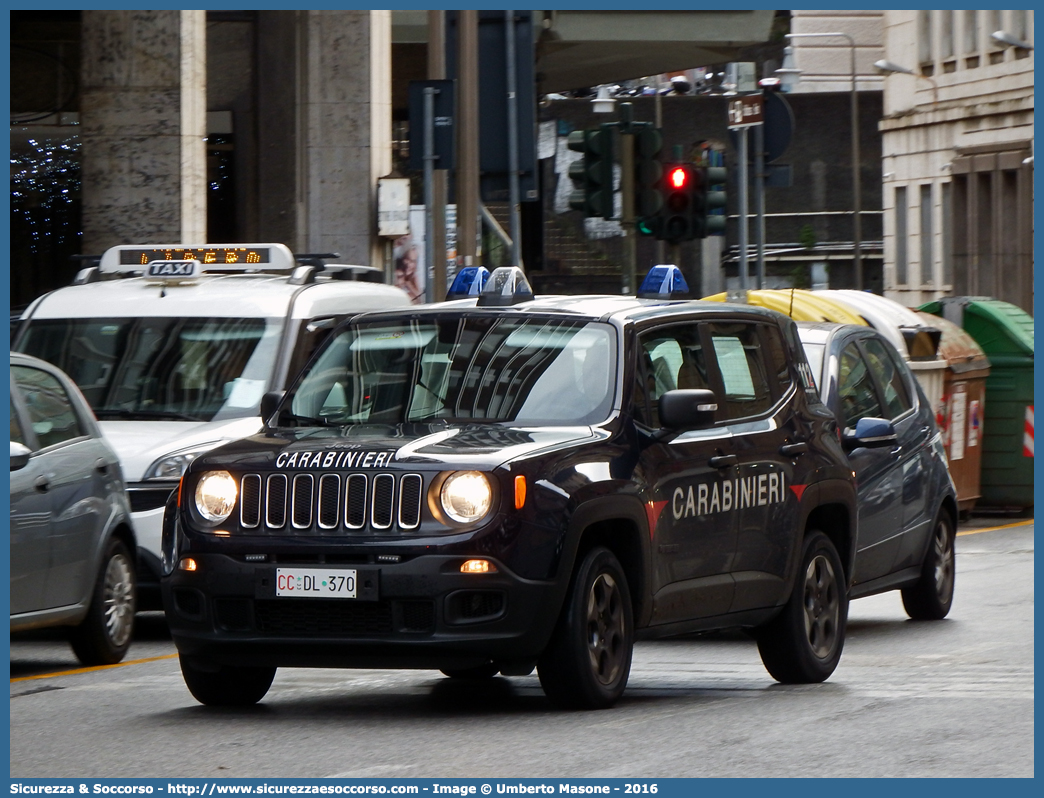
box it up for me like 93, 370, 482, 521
98, 418, 264, 480
192, 423, 608, 473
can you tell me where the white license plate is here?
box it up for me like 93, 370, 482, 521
275, 567, 357, 599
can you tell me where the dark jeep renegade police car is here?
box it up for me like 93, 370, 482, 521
162, 266, 861, 709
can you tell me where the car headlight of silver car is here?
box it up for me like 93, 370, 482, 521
144, 443, 225, 481
194, 471, 238, 523
438, 471, 494, 524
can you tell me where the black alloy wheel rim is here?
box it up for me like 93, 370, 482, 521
586, 572, 626, 685
803, 553, 840, 660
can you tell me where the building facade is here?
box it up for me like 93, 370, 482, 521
879, 10, 1034, 313
787, 9, 884, 93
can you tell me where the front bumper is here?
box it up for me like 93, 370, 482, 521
126, 487, 176, 611
161, 552, 564, 671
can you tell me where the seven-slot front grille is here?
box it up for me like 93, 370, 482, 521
239, 471, 425, 534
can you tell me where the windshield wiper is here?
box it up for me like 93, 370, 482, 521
95, 408, 206, 422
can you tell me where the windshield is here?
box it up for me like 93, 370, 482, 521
288, 315, 617, 426
17, 317, 283, 422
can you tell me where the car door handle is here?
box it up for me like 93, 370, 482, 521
709, 454, 738, 468
34, 475, 50, 493
95, 458, 110, 475
779, 442, 809, 456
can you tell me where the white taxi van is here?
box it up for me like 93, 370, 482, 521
13, 243, 412, 607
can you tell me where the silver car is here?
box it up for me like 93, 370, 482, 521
10, 352, 137, 664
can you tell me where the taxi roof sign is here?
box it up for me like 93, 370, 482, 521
98, 243, 297, 274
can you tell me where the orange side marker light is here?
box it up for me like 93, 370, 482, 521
514, 475, 527, 509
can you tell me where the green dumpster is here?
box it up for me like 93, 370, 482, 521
919, 297, 1034, 509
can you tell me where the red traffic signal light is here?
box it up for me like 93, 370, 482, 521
668, 167, 688, 190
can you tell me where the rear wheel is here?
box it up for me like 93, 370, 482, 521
180, 656, 276, 706
901, 510, 955, 620
69, 538, 136, 666
757, 531, 847, 683
538, 547, 633, 710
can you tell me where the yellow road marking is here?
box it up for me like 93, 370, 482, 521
10, 653, 179, 683
957, 520, 1034, 537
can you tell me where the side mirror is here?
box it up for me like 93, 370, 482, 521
842, 417, 898, 451
259, 391, 286, 427
10, 441, 32, 471
659, 389, 718, 431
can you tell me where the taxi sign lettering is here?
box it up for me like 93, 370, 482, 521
147, 260, 197, 277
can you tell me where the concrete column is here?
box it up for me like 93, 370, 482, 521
80, 10, 206, 251
300, 10, 391, 267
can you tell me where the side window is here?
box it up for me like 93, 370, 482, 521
631, 351, 652, 427
861, 337, 913, 419
636, 325, 709, 428
706, 322, 772, 420
837, 344, 882, 429
285, 317, 343, 387
11, 366, 86, 449
10, 395, 26, 446
761, 323, 794, 393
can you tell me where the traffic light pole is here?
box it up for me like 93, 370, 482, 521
423, 86, 437, 303
621, 129, 636, 295
504, 9, 522, 270
754, 121, 766, 290
737, 126, 749, 292
616, 102, 640, 294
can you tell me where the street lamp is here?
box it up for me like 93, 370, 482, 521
775, 45, 801, 92
591, 85, 617, 114
991, 30, 1033, 50
873, 60, 938, 104
781, 32, 864, 290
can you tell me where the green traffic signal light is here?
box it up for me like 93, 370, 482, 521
636, 216, 662, 237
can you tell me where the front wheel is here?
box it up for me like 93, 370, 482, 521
901, 510, 955, 620
69, 538, 136, 666
538, 547, 634, 710
180, 657, 276, 706
757, 530, 847, 684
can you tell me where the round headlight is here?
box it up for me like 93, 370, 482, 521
194, 471, 238, 523
440, 471, 494, 524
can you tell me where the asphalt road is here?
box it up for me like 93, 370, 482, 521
9, 519, 1034, 778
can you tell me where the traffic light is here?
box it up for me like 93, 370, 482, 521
567, 126, 614, 219
659, 163, 697, 243
633, 126, 663, 237
700, 165, 728, 236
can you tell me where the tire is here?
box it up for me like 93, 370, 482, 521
440, 663, 501, 680
538, 547, 634, 710
901, 510, 956, 620
69, 538, 137, 666
757, 531, 847, 684
180, 656, 276, 706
